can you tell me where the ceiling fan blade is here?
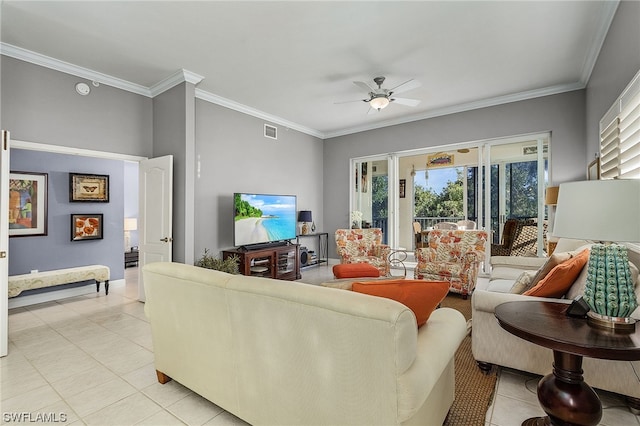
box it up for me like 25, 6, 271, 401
334, 98, 367, 105
391, 97, 421, 107
354, 81, 374, 93
389, 79, 421, 95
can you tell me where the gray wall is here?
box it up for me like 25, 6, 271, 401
0, 56, 153, 157
585, 0, 640, 161
194, 100, 324, 260
9, 149, 124, 279
323, 90, 587, 258
152, 83, 196, 264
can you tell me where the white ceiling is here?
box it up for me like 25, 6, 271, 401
0, 1, 619, 139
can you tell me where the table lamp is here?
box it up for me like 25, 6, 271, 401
124, 217, 137, 251
553, 180, 639, 331
298, 210, 312, 235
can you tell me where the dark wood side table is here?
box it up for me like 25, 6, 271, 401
495, 301, 640, 426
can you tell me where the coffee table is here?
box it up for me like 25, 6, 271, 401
495, 301, 640, 426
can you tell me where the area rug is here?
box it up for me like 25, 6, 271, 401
440, 294, 498, 426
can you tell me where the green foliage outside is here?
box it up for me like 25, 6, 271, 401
234, 193, 262, 220
414, 169, 464, 218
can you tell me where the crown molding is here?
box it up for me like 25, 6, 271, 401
579, 0, 619, 85
149, 69, 204, 97
195, 89, 324, 139
0, 42, 152, 96
323, 82, 586, 139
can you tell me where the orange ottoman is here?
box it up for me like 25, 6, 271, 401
333, 263, 381, 279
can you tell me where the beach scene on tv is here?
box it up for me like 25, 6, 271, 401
234, 193, 297, 246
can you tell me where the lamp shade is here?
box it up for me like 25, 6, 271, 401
298, 210, 312, 223
124, 217, 138, 231
553, 180, 640, 243
544, 186, 559, 205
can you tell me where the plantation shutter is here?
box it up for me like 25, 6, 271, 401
600, 69, 640, 179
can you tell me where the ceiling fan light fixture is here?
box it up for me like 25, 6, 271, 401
370, 95, 390, 110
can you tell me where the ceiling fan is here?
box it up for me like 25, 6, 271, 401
336, 76, 421, 113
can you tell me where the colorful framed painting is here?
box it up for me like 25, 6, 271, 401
69, 173, 109, 202
9, 172, 48, 237
71, 214, 104, 241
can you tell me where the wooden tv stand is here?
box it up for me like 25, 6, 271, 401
223, 244, 300, 281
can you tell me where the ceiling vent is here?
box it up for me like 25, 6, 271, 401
264, 124, 277, 140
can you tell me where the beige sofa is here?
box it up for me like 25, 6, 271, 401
471, 239, 640, 411
143, 262, 467, 425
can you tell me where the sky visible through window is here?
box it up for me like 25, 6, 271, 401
413, 167, 460, 193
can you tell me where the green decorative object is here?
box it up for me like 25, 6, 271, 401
584, 243, 637, 331
195, 248, 240, 274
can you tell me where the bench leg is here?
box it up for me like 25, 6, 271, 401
96, 280, 110, 295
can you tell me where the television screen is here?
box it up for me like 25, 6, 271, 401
234, 193, 297, 247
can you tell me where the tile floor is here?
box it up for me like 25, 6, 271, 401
2, 264, 639, 425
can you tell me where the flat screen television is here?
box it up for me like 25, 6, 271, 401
233, 193, 297, 248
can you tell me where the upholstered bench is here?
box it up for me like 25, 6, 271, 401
8, 265, 111, 297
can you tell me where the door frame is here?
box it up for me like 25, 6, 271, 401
2, 139, 148, 356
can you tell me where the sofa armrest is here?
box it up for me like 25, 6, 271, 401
472, 289, 570, 314
397, 307, 466, 422
490, 256, 546, 270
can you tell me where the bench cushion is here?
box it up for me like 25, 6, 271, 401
9, 265, 110, 297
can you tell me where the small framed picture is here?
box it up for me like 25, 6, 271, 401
71, 214, 104, 241
70, 173, 109, 202
9, 172, 48, 237
399, 179, 406, 198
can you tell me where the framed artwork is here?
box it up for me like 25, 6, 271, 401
71, 214, 104, 241
587, 158, 600, 180
427, 152, 454, 167
399, 179, 406, 198
70, 173, 109, 202
9, 172, 48, 237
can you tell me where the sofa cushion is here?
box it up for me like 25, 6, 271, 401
333, 263, 380, 279
528, 251, 573, 288
524, 249, 590, 298
509, 271, 536, 294
352, 280, 449, 327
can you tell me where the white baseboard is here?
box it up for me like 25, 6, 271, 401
8, 279, 125, 309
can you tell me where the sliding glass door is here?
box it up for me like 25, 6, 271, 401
351, 133, 550, 262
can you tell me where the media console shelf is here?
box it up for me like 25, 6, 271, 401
296, 232, 329, 269
223, 244, 300, 281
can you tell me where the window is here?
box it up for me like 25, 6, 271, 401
600, 68, 640, 179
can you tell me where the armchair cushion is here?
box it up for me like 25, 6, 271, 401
524, 248, 590, 298
352, 280, 449, 327
333, 263, 380, 279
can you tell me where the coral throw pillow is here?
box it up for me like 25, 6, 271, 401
524, 249, 590, 298
333, 263, 380, 279
352, 280, 449, 327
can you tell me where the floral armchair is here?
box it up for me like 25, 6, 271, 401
335, 228, 391, 277
414, 229, 488, 298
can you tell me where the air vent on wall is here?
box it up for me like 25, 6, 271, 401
264, 124, 277, 140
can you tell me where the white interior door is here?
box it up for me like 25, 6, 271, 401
1, 131, 10, 357
138, 155, 173, 302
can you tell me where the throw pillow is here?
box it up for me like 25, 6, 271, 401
528, 251, 573, 289
352, 280, 449, 328
509, 271, 535, 294
333, 263, 380, 279
524, 249, 590, 298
